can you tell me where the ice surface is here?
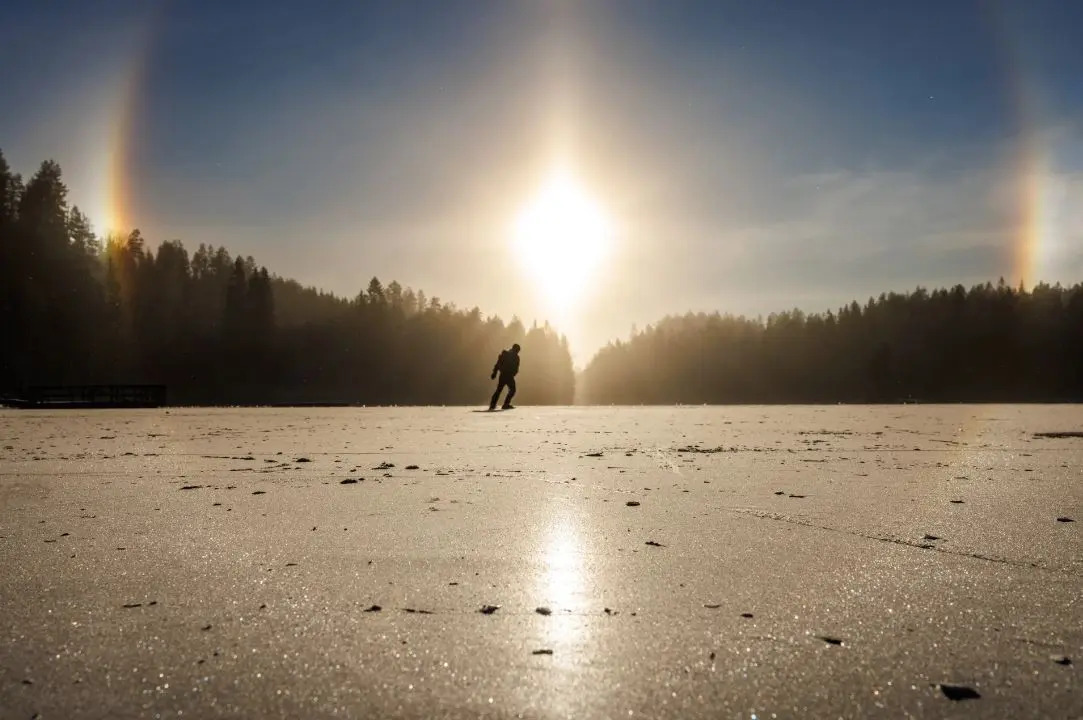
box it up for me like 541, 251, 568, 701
0, 405, 1080, 718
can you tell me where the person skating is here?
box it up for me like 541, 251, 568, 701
489, 343, 521, 410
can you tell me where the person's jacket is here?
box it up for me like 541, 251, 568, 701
493, 350, 520, 377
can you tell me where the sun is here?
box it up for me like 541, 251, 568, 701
513, 171, 611, 313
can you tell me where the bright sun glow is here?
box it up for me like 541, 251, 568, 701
514, 171, 611, 312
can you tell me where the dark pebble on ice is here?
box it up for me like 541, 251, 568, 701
937, 683, 981, 701
479, 604, 501, 614
532, 649, 554, 655
1056, 517, 1074, 523
536, 606, 552, 616
340, 478, 359, 484
364, 605, 382, 612
252, 490, 266, 495
626, 501, 640, 507
645, 540, 665, 547
180, 485, 202, 490
815, 635, 844, 646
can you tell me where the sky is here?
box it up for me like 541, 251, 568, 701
1, 0, 1081, 365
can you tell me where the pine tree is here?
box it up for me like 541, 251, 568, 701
224, 257, 248, 340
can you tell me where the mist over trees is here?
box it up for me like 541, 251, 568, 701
0, 151, 575, 405
5, 149, 1081, 408
580, 281, 1083, 404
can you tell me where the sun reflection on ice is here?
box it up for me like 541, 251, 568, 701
536, 513, 590, 657
528, 509, 613, 715
543, 522, 583, 609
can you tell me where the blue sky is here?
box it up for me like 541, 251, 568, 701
1, 0, 1081, 363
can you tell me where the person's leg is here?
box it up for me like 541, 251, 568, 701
502, 377, 516, 407
490, 379, 506, 410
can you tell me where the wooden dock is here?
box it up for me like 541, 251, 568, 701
1, 385, 167, 409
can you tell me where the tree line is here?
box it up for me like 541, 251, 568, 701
5, 148, 1081, 408
0, 151, 575, 405
580, 280, 1083, 404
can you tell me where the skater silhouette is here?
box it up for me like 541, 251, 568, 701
489, 343, 521, 410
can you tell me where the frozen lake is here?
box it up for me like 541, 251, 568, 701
1, 405, 1080, 718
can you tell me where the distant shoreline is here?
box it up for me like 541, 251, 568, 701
5, 401, 1083, 410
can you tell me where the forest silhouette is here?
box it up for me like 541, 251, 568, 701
3, 149, 1082, 407
0, 152, 575, 405
580, 283, 1083, 404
